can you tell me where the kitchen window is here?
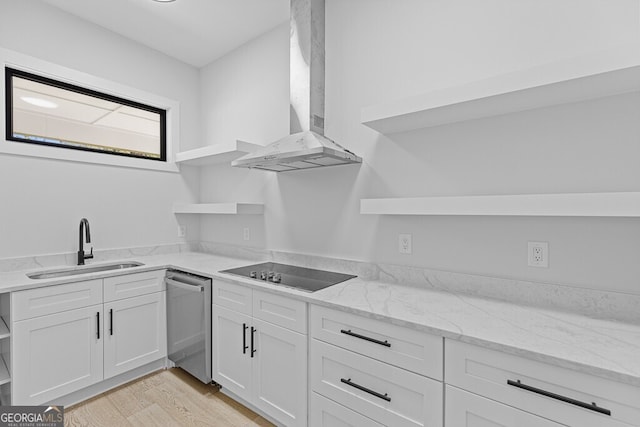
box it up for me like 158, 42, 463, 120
5, 67, 167, 162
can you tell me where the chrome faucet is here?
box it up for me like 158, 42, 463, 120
78, 218, 94, 265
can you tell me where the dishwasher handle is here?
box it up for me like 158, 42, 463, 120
166, 277, 204, 292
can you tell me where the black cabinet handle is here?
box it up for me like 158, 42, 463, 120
507, 379, 611, 416
109, 308, 113, 336
96, 312, 100, 339
341, 378, 391, 402
340, 329, 390, 347
243, 323, 248, 354
250, 326, 256, 358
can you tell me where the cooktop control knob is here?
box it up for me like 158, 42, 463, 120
250, 271, 257, 279
260, 271, 267, 280
268, 271, 275, 280
272, 273, 282, 283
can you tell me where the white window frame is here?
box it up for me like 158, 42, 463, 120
1, 48, 180, 172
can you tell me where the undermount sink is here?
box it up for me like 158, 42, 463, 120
27, 261, 144, 280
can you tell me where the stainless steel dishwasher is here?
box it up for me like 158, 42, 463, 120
166, 270, 212, 383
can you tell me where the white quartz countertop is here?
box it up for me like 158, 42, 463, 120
1, 251, 639, 388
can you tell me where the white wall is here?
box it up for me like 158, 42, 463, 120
199, 0, 640, 294
0, 0, 201, 258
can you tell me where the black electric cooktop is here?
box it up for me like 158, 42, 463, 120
220, 262, 356, 292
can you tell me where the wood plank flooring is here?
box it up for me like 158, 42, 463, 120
64, 368, 275, 427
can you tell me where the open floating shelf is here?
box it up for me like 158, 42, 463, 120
173, 203, 264, 215
361, 45, 640, 134
0, 356, 9, 386
175, 140, 262, 166
360, 192, 640, 217
0, 317, 9, 340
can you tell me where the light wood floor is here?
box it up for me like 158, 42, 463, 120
64, 368, 275, 427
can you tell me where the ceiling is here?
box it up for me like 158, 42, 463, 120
42, 0, 290, 68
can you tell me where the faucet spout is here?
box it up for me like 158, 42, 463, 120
78, 218, 94, 265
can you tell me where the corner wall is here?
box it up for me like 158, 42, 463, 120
0, 1, 201, 258
198, 0, 640, 294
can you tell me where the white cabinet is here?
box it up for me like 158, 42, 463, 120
309, 305, 444, 427
309, 392, 384, 427
104, 292, 166, 379
445, 339, 640, 427
212, 305, 252, 398
212, 280, 307, 427
12, 304, 104, 405
445, 386, 563, 427
11, 271, 166, 405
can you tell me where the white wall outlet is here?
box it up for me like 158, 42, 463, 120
178, 225, 186, 238
528, 241, 548, 268
243, 227, 250, 241
398, 234, 412, 254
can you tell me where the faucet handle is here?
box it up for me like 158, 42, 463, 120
86, 247, 94, 260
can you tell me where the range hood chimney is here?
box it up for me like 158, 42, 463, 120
232, 0, 362, 172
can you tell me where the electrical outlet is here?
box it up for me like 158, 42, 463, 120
178, 225, 186, 238
398, 234, 412, 254
528, 241, 548, 268
243, 228, 250, 241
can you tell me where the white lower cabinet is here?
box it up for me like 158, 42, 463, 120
310, 392, 384, 427
309, 305, 444, 427
11, 271, 166, 405
104, 291, 166, 379
213, 280, 307, 426
445, 339, 640, 427
12, 304, 104, 405
445, 386, 562, 427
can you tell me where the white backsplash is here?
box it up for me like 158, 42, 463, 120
1, 241, 637, 323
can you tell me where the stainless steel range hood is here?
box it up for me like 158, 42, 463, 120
232, 0, 362, 172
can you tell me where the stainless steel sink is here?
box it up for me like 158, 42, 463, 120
27, 261, 144, 279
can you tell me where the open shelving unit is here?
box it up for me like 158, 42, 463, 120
173, 203, 264, 215
175, 140, 262, 166
360, 192, 640, 217
0, 294, 10, 405
361, 44, 640, 134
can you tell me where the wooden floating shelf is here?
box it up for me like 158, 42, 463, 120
173, 203, 264, 215
360, 192, 640, 217
361, 45, 640, 134
175, 140, 262, 166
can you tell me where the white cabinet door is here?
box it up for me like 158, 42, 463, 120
12, 305, 104, 405
252, 317, 307, 427
212, 304, 252, 401
445, 386, 563, 427
103, 292, 167, 379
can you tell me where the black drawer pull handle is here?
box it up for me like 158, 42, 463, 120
341, 378, 391, 402
340, 329, 390, 347
250, 326, 256, 358
507, 379, 611, 416
242, 323, 248, 354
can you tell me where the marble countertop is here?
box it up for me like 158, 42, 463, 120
1, 251, 639, 388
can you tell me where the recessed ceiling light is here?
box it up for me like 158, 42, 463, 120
152, 0, 176, 2
20, 97, 58, 109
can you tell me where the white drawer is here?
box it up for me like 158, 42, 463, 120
12, 279, 103, 321
213, 279, 252, 315
103, 270, 165, 302
310, 305, 443, 380
445, 385, 563, 427
310, 339, 443, 427
445, 339, 640, 427
310, 392, 384, 427
253, 289, 307, 333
